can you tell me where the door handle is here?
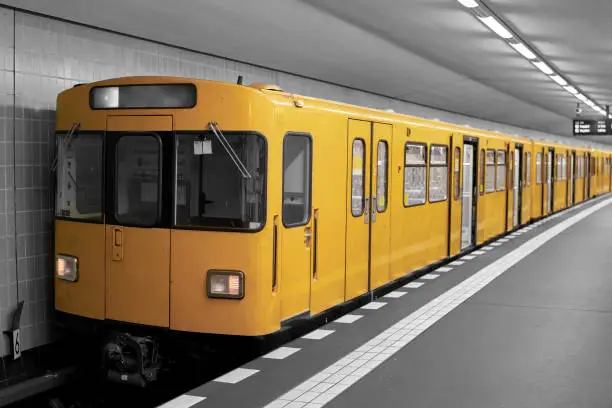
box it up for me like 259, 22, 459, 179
112, 227, 123, 261
304, 227, 312, 248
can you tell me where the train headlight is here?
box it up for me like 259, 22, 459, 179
56, 254, 78, 282
206, 271, 244, 299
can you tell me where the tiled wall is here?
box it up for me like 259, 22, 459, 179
0, 6, 597, 357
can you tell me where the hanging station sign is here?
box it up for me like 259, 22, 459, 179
573, 119, 612, 136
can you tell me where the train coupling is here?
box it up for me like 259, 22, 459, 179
102, 332, 162, 387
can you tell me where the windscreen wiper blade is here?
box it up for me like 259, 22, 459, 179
208, 122, 252, 179
50, 122, 80, 175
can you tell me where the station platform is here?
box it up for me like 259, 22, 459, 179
161, 194, 612, 408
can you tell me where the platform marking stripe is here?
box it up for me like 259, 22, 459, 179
404, 282, 424, 289
214, 368, 259, 384
499, 239, 509, 243
482, 246, 494, 250
421, 274, 439, 280
157, 395, 205, 408
435, 267, 453, 273
472, 251, 485, 255
384, 291, 406, 299
263, 347, 301, 360
507, 236, 515, 239
361, 302, 386, 310
303, 329, 335, 340
335, 314, 363, 324
262, 197, 612, 408
491, 242, 502, 246
449, 260, 464, 266
461, 255, 476, 260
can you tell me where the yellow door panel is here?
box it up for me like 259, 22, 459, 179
449, 140, 462, 254
54, 221, 105, 319
107, 115, 173, 132
369, 123, 392, 290
345, 119, 371, 300
106, 226, 170, 327
280, 134, 313, 321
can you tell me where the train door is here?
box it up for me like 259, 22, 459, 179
513, 146, 522, 227
547, 148, 554, 214
586, 153, 591, 198
279, 133, 313, 320
345, 119, 392, 300
569, 152, 575, 206
460, 140, 478, 250
105, 116, 172, 327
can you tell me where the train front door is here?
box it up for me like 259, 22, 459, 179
569, 152, 575, 206
105, 116, 172, 328
345, 119, 392, 300
460, 139, 478, 250
547, 148, 554, 214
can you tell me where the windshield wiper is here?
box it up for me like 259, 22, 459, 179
208, 122, 252, 179
50, 122, 80, 174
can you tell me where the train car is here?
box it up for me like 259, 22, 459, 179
52, 76, 611, 386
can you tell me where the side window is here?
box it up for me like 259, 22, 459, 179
429, 145, 448, 203
351, 139, 365, 217
283, 134, 312, 226
536, 153, 542, 184
526, 152, 531, 186
376, 141, 388, 212
479, 149, 485, 196
563, 155, 567, 180
454, 147, 461, 200
496, 150, 506, 191
485, 149, 496, 193
404, 143, 427, 207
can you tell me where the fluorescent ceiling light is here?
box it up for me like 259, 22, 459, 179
533, 61, 554, 75
457, 0, 479, 8
510, 42, 536, 60
478, 16, 513, 39
550, 75, 568, 86
564, 86, 578, 94
576, 94, 588, 102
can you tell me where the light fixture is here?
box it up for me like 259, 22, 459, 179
550, 75, 568, 86
457, 0, 479, 8
576, 94, 588, 102
509, 42, 536, 60
533, 61, 554, 75
477, 16, 513, 39
564, 86, 579, 94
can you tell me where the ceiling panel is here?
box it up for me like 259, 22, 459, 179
3, 0, 610, 139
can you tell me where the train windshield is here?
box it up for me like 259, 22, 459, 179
55, 133, 104, 221
174, 133, 266, 230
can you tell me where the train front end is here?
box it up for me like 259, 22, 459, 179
53, 77, 278, 385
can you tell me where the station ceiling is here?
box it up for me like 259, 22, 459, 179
4, 0, 611, 140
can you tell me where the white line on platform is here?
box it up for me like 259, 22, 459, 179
157, 395, 205, 408
303, 329, 335, 340
214, 368, 259, 384
263, 347, 301, 360
262, 197, 612, 408
421, 274, 439, 280
335, 314, 363, 324
436, 267, 453, 273
384, 291, 406, 299
361, 302, 386, 310
404, 282, 424, 289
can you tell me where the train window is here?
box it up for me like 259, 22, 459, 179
485, 149, 495, 193
562, 155, 567, 180
55, 133, 104, 220
526, 152, 531, 186
496, 150, 506, 191
174, 132, 266, 230
536, 153, 542, 184
479, 149, 485, 196
455, 147, 462, 200
404, 143, 427, 207
115, 135, 161, 226
578, 156, 582, 178
376, 141, 388, 212
352, 139, 366, 216
429, 145, 448, 203
282, 134, 312, 227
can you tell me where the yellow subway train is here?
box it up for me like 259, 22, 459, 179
53, 76, 612, 385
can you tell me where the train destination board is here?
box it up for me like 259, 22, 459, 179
573, 119, 612, 136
